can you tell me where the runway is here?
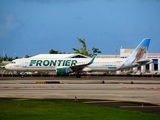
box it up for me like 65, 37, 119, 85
1, 76, 160, 114
0, 79, 160, 105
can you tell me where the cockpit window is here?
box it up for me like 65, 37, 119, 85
11, 62, 16, 64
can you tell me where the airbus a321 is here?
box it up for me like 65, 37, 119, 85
5, 38, 151, 78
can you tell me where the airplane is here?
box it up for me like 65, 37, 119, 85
5, 38, 152, 78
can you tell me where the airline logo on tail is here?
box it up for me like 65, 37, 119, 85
120, 38, 151, 68
131, 46, 147, 64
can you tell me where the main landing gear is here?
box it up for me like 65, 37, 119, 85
76, 74, 81, 78
21, 71, 24, 78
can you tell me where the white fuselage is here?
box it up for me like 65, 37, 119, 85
5, 39, 151, 74
5, 58, 126, 72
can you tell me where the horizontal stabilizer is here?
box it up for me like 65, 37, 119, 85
136, 59, 151, 65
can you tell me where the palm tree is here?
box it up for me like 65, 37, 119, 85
72, 38, 101, 57
72, 38, 92, 57
92, 47, 101, 56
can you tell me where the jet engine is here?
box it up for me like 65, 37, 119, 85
56, 68, 69, 75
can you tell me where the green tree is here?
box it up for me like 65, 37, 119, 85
8, 57, 13, 61
92, 47, 101, 56
0, 56, 2, 63
49, 49, 59, 54
25, 55, 31, 58
72, 38, 92, 57
49, 49, 66, 54
72, 38, 101, 57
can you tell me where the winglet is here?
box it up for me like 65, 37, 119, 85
89, 56, 97, 64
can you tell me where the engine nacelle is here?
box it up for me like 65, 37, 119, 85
56, 68, 69, 75
82, 68, 92, 72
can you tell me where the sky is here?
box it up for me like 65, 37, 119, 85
0, 0, 160, 58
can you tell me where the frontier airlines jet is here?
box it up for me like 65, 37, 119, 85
6, 38, 151, 78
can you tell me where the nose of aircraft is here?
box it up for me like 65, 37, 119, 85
5, 64, 10, 70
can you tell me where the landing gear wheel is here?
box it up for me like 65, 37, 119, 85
21, 71, 24, 78
76, 74, 81, 78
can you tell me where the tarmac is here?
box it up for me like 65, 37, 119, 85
0, 76, 160, 115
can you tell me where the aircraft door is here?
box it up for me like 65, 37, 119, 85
21, 59, 28, 71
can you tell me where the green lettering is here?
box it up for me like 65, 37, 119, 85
50, 60, 57, 66
71, 60, 77, 66
65, 60, 71, 66
29, 60, 37, 66
58, 60, 63, 66
62, 60, 66, 66
43, 60, 49, 66
36, 60, 42, 66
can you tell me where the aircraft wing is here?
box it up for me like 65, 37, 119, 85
69, 56, 96, 72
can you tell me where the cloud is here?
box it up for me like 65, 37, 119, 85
0, 12, 21, 38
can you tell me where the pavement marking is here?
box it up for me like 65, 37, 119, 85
120, 106, 160, 108
124, 87, 160, 90
83, 100, 122, 104
0, 85, 64, 89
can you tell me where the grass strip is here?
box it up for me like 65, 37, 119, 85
0, 99, 160, 120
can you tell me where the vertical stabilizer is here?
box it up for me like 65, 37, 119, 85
121, 38, 150, 68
